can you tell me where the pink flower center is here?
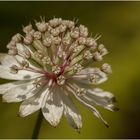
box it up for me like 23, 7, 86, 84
44, 55, 71, 83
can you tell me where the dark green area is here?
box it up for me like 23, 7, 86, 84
0, 1, 140, 138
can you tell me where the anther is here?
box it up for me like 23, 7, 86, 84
36, 22, 48, 32
78, 37, 86, 45
42, 37, 52, 47
58, 51, 66, 58
23, 34, 33, 45
52, 65, 61, 75
33, 31, 42, 40
79, 25, 88, 37
93, 52, 103, 61
73, 64, 83, 73
21, 60, 29, 68
63, 35, 71, 46
62, 20, 74, 28
29, 29, 35, 36
83, 50, 93, 60
23, 24, 33, 34
71, 27, 79, 39
57, 75, 66, 86
42, 56, 52, 65
76, 88, 86, 96
101, 63, 112, 74
58, 24, 67, 33
89, 74, 100, 84
53, 36, 61, 45
10, 65, 20, 74
67, 21, 74, 28
86, 37, 97, 47
72, 45, 85, 58
49, 18, 62, 27
12, 33, 22, 43
50, 28, 60, 36
37, 50, 44, 59
98, 44, 108, 56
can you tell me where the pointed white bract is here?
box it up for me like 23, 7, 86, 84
0, 17, 118, 131
19, 86, 48, 117
42, 86, 63, 127
59, 88, 82, 130
2, 81, 34, 102
73, 68, 108, 85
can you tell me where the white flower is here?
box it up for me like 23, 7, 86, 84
0, 18, 118, 131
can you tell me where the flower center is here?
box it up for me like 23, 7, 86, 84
44, 56, 70, 85
8, 18, 107, 87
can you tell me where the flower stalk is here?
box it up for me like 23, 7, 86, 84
32, 110, 43, 139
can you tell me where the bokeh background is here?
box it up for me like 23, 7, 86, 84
0, 1, 140, 139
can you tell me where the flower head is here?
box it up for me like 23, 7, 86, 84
0, 17, 118, 131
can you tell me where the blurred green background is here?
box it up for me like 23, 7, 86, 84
0, 1, 140, 139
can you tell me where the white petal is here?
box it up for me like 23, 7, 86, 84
0, 53, 17, 67
79, 95, 109, 127
68, 82, 118, 112
0, 65, 42, 80
0, 81, 19, 95
42, 86, 63, 127
0, 53, 43, 80
16, 43, 27, 54
67, 83, 109, 127
19, 86, 48, 117
16, 44, 43, 70
2, 80, 35, 102
85, 88, 118, 111
88, 88, 114, 101
59, 89, 82, 131
73, 68, 107, 85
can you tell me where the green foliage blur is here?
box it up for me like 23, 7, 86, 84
0, 1, 140, 139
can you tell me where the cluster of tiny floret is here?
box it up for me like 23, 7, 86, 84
6, 17, 112, 87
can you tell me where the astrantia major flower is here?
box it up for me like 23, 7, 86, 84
0, 18, 118, 131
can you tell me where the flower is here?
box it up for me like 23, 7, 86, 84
0, 17, 118, 131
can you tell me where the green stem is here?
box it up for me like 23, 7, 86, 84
31, 110, 43, 139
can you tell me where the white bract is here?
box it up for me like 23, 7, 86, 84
0, 18, 118, 131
